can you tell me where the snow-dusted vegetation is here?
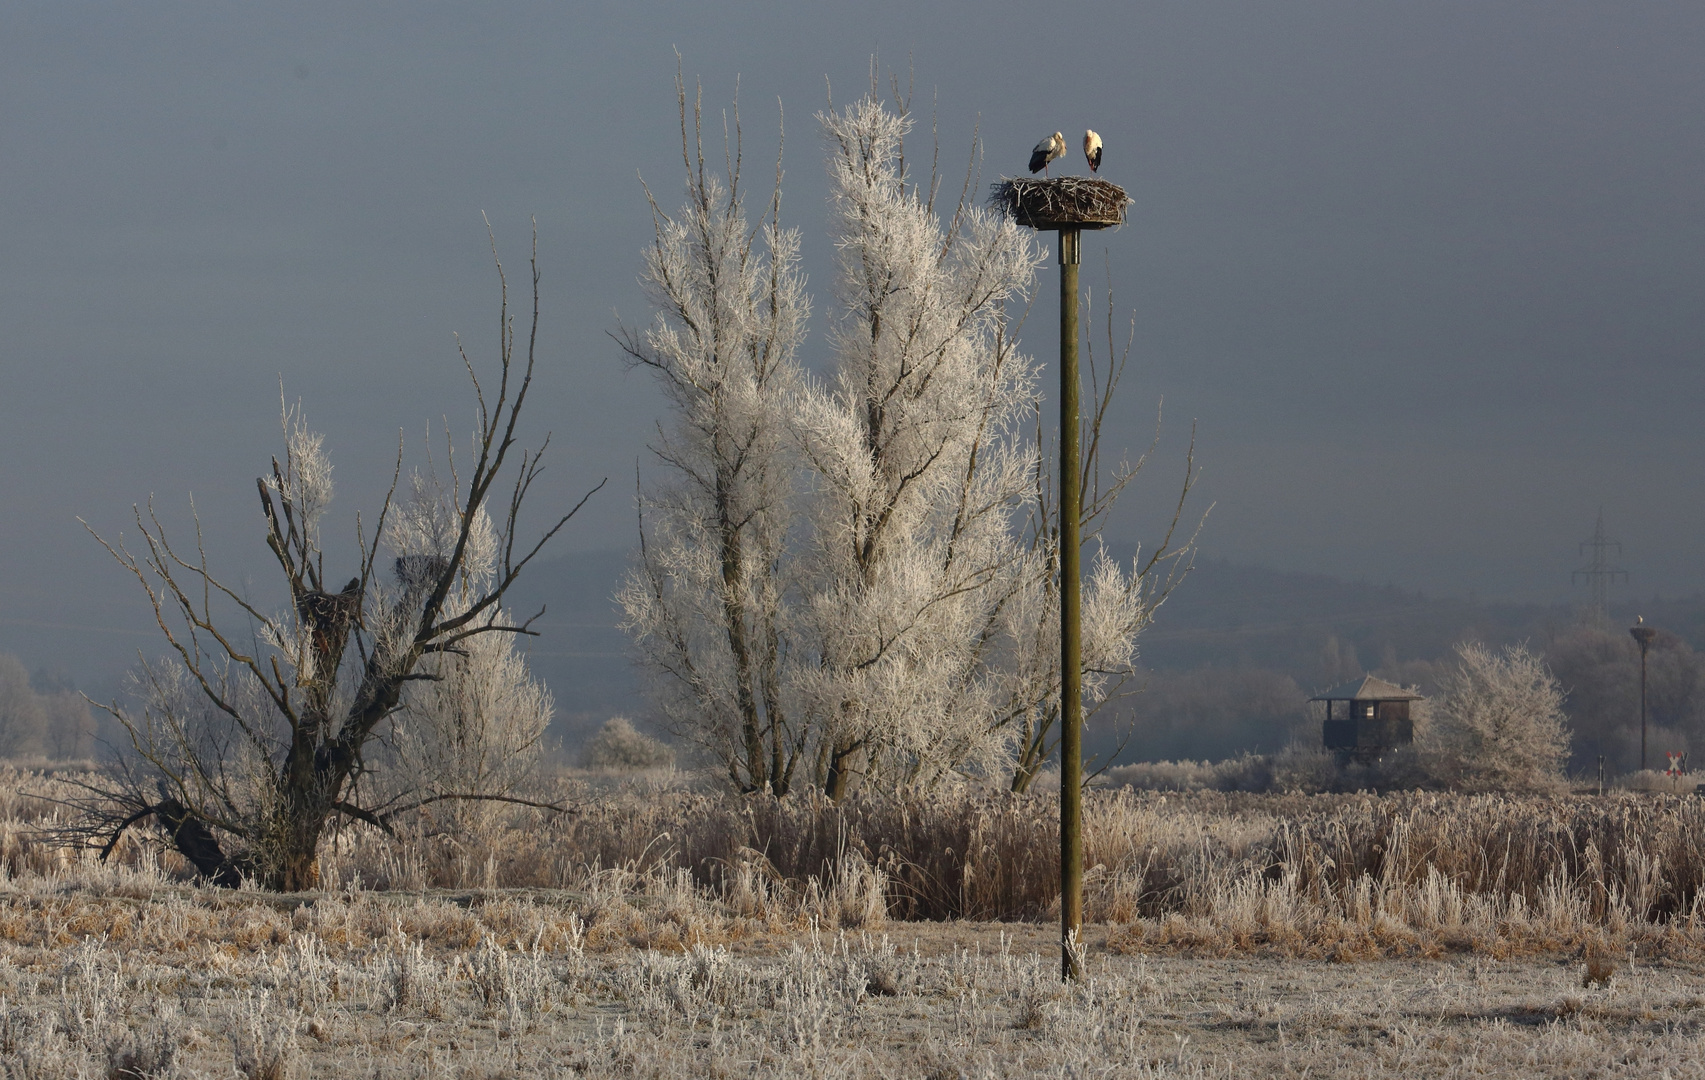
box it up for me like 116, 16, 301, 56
5, 766, 1705, 1076
22, 57, 1701, 1080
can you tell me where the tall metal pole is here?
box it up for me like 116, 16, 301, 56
1058, 226, 1083, 983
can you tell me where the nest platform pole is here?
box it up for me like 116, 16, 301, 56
1058, 225, 1084, 984
989, 176, 1126, 984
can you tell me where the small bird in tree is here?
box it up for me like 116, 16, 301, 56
1029, 131, 1066, 176
1083, 129, 1103, 173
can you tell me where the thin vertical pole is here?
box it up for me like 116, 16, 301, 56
1632, 624, 1656, 775
1640, 643, 1649, 773
1058, 226, 1083, 983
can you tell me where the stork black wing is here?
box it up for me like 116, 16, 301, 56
1087, 146, 1102, 172
1028, 148, 1050, 174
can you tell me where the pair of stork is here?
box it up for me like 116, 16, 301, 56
1029, 129, 1103, 176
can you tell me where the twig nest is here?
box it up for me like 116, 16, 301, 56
990, 177, 1130, 231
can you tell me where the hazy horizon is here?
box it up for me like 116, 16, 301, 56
3, 2, 1700, 698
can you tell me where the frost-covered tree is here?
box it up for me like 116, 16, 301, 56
621, 76, 1198, 799
0, 655, 98, 760
793, 94, 1043, 796
0, 655, 46, 759
617, 73, 810, 794
1423, 641, 1570, 791
77, 234, 599, 889
386, 477, 554, 834
580, 716, 675, 771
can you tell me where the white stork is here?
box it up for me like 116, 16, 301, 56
1029, 131, 1066, 176
1083, 129, 1103, 173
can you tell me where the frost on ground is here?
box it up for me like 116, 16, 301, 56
9, 771, 1705, 1076
1, 882, 1702, 1079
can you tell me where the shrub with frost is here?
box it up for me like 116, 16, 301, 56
1422, 641, 1570, 791
580, 717, 675, 771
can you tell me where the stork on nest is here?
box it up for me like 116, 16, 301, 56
989, 177, 1131, 231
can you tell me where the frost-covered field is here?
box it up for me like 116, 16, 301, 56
1, 882, 1703, 1079
7, 768, 1705, 1076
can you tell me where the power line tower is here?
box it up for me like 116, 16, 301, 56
1572, 509, 1628, 622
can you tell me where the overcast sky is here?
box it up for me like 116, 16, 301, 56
2, 1, 1701, 687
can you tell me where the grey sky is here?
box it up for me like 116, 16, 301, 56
2, 2, 1701, 689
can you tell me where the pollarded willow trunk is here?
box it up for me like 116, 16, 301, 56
151, 733, 350, 891
260, 725, 355, 890
268, 800, 330, 892
80, 229, 591, 891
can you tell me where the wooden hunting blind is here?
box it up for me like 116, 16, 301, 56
1311, 675, 1423, 763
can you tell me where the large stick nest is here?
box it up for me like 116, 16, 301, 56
990, 177, 1130, 231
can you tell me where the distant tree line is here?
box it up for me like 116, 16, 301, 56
0, 654, 97, 761
1547, 620, 1705, 775
1113, 615, 1705, 787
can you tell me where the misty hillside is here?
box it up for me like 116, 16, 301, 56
510, 548, 1705, 767
1138, 557, 1705, 681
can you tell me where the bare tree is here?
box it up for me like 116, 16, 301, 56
77, 229, 602, 889
616, 69, 810, 794
1422, 641, 1570, 791
1002, 281, 1201, 793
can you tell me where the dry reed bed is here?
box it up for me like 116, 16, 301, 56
5, 767, 1705, 959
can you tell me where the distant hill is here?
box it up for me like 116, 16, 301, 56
1137, 556, 1705, 684
1138, 558, 1561, 686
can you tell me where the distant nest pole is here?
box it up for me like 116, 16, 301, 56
991, 174, 1129, 986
